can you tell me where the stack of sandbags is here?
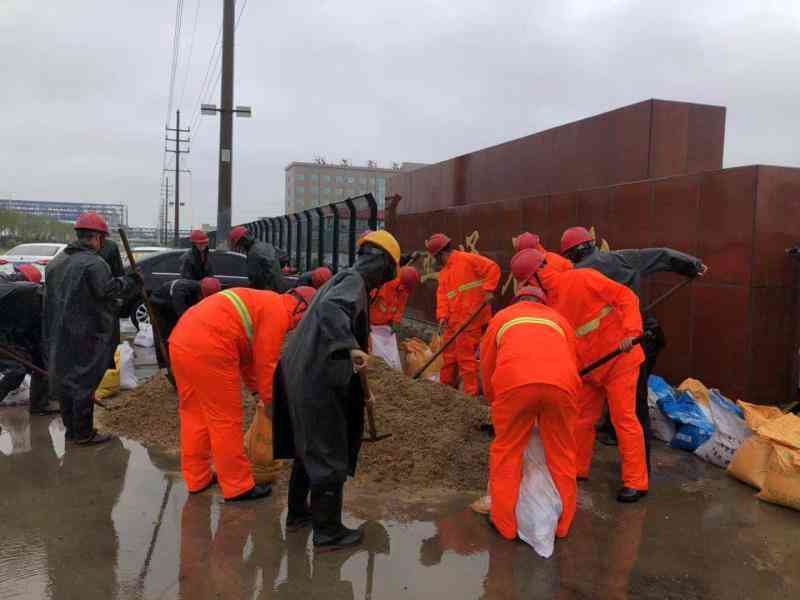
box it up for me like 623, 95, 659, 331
727, 403, 800, 512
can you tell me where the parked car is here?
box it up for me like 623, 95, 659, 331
122, 246, 170, 267
123, 249, 251, 327
0, 242, 67, 279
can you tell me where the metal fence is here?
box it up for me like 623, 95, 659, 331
198, 193, 380, 273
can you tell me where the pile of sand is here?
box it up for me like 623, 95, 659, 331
97, 360, 490, 492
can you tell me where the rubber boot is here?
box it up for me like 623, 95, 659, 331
311, 483, 363, 550
286, 461, 312, 532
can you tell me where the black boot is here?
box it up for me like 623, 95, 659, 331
286, 461, 312, 532
311, 483, 363, 550
617, 487, 648, 503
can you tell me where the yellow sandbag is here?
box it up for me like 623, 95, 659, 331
756, 413, 800, 449
427, 333, 444, 377
737, 400, 784, 431
756, 444, 800, 511
678, 378, 710, 408
726, 434, 774, 489
95, 348, 121, 400
402, 337, 437, 379
244, 405, 285, 484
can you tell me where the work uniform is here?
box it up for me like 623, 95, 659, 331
180, 246, 214, 281
537, 265, 648, 491
44, 242, 137, 439
480, 300, 581, 539
575, 247, 703, 465
150, 279, 204, 369
368, 278, 411, 370
245, 240, 289, 292
170, 288, 298, 499
0, 280, 50, 412
436, 251, 501, 396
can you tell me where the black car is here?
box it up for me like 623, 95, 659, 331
124, 249, 250, 327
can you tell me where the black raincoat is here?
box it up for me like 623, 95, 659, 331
98, 238, 125, 368
246, 240, 289, 292
150, 278, 203, 367
44, 241, 137, 437
180, 246, 214, 280
272, 271, 371, 485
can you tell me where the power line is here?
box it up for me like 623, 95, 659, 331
177, 0, 202, 111
164, 0, 185, 127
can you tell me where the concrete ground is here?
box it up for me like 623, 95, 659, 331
1, 407, 798, 600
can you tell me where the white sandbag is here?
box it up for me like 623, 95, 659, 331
370, 325, 402, 371
119, 342, 138, 390
515, 428, 562, 558
694, 390, 751, 468
648, 387, 677, 443
134, 323, 154, 348
0, 374, 31, 406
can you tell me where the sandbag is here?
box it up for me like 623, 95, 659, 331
727, 434, 774, 489
757, 444, 800, 511
244, 405, 284, 484
428, 333, 443, 380
694, 389, 751, 468
515, 428, 562, 559
738, 400, 783, 431
647, 375, 677, 443
756, 413, 800, 450
96, 349, 121, 400
119, 342, 138, 391
678, 378, 711, 408
134, 323, 154, 348
370, 325, 402, 371
658, 389, 714, 452
401, 337, 440, 381
0, 374, 31, 406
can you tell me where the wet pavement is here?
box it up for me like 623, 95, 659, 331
1, 409, 799, 600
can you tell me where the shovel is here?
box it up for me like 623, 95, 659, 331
358, 369, 392, 443
579, 331, 653, 376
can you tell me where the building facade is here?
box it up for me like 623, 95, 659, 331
0, 198, 128, 227
284, 161, 426, 213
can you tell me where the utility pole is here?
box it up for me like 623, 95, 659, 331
162, 178, 170, 245
201, 0, 251, 248
166, 110, 190, 247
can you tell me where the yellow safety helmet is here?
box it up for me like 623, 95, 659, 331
357, 230, 401, 265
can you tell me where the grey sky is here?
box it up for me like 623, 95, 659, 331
2, 1, 799, 227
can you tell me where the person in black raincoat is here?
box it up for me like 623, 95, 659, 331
560, 226, 707, 465
150, 276, 221, 369
228, 226, 289, 292
44, 212, 141, 445
181, 229, 215, 280
0, 274, 57, 415
273, 230, 401, 550
98, 236, 125, 370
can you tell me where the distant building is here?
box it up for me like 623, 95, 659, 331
284, 161, 426, 213
0, 198, 128, 227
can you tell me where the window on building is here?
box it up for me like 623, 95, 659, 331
323, 186, 332, 194
346, 176, 355, 183
335, 175, 344, 183
336, 188, 343, 195
296, 174, 305, 181
323, 175, 331, 182
296, 186, 304, 195
311, 187, 319, 195
311, 174, 318, 181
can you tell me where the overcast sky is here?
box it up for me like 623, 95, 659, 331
2, 1, 799, 227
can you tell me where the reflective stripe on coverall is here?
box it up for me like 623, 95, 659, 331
170, 288, 294, 498
480, 301, 581, 539
369, 278, 410, 326
437, 251, 501, 396
537, 265, 648, 491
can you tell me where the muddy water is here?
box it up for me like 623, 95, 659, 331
1, 407, 798, 600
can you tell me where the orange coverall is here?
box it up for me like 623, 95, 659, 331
437, 250, 501, 396
537, 265, 648, 491
536, 244, 573, 273
480, 301, 581, 540
170, 288, 297, 499
369, 278, 410, 326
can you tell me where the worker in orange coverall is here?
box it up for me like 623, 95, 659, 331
369, 266, 420, 370
511, 248, 647, 503
425, 233, 501, 397
514, 231, 573, 273
170, 286, 316, 502
480, 285, 581, 539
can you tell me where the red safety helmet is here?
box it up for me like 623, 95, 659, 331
287, 286, 316, 327
200, 277, 221, 297
190, 229, 209, 245
399, 266, 420, 290
310, 266, 333, 288
228, 226, 249, 247
15, 263, 42, 284
560, 226, 593, 255
74, 212, 109, 235
513, 285, 547, 304
515, 232, 541, 251
425, 233, 452, 255
510, 248, 546, 285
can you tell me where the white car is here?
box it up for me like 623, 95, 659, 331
123, 246, 170, 267
0, 242, 67, 279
